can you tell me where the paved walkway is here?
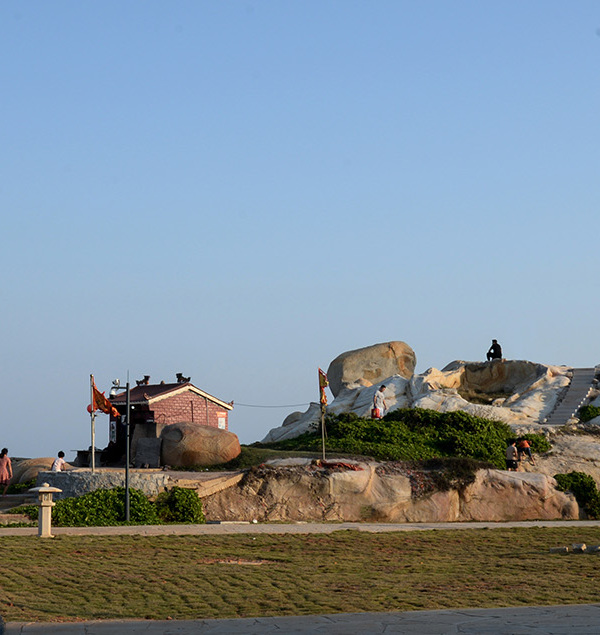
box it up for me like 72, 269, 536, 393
3, 519, 600, 537
5, 604, 600, 634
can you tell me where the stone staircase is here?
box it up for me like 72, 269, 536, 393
543, 367, 597, 426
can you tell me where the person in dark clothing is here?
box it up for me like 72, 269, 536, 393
486, 339, 502, 361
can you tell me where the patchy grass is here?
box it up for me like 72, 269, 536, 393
2, 527, 600, 622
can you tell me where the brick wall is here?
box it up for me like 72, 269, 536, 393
151, 390, 229, 430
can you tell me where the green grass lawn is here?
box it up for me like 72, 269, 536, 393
2, 527, 600, 622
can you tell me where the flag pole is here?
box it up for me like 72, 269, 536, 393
318, 369, 328, 462
321, 402, 326, 461
90, 374, 96, 473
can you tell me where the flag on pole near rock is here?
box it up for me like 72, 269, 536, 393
318, 368, 329, 406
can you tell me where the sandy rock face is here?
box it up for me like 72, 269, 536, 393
459, 469, 577, 521
202, 462, 577, 523
326, 341, 416, 398
160, 423, 241, 467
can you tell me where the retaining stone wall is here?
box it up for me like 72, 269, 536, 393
36, 470, 170, 500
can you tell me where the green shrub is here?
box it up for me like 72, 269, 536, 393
5, 478, 36, 495
578, 405, 600, 423
155, 487, 205, 524
51, 488, 160, 527
261, 408, 521, 469
10, 504, 38, 520
554, 471, 600, 519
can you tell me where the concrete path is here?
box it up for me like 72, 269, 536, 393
4, 604, 600, 634
3, 519, 600, 537
544, 367, 597, 426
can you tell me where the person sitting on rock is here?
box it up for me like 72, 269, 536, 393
486, 339, 502, 362
51, 451, 66, 472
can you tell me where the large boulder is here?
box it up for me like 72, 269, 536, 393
442, 359, 549, 394
11, 457, 72, 484
160, 422, 241, 467
326, 341, 416, 397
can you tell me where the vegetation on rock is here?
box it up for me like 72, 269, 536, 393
578, 404, 600, 423
259, 409, 550, 470
554, 471, 600, 519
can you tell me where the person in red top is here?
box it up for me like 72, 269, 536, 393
0, 448, 13, 496
517, 438, 536, 466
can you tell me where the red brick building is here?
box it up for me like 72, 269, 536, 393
109, 381, 233, 459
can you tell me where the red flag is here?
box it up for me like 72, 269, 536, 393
90, 379, 120, 418
318, 368, 329, 406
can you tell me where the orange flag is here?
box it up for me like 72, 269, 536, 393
91, 379, 120, 418
318, 368, 329, 406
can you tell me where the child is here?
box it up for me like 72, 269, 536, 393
51, 451, 66, 472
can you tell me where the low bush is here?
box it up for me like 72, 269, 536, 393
155, 486, 205, 523
5, 478, 36, 495
51, 487, 160, 526
578, 405, 600, 423
13, 487, 205, 527
554, 471, 600, 519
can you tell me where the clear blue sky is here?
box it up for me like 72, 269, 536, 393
2, 1, 599, 459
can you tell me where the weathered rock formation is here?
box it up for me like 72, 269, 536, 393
202, 461, 578, 523
160, 422, 241, 467
262, 354, 572, 442
326, 341, 416, 398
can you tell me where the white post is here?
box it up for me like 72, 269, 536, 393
30, 483, 62, 538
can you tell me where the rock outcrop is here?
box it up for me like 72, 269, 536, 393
326, 341, 416, 398
160, 422, 241, 467
202, 460, 578, 523
262, 354, 573, 443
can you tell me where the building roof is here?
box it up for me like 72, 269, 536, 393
109, 382, 233, 411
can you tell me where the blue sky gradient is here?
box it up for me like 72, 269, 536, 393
2, 1, 600, 458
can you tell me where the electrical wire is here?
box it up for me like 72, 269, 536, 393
233, 402, 311, 409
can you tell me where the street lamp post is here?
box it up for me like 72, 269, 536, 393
110, 376, 131, 522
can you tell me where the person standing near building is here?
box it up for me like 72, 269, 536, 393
0, 448, 12, 496
372, 385, 388, 419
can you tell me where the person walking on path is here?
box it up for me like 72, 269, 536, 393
506, 440, 519, 471
487, 339, 502, 361
51, 451, 66, 472
0, 448, 13, 496
372, 385, 388, 419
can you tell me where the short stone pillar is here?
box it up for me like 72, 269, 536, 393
29, 482, 62, 538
